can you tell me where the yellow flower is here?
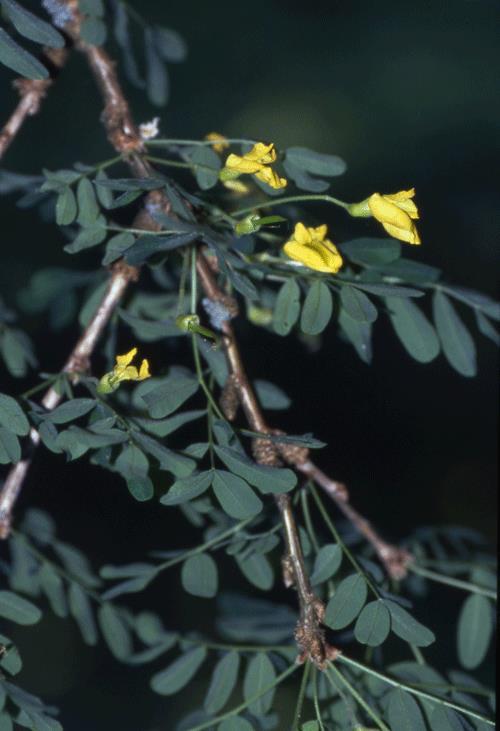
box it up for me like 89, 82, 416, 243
220, 142, 287, 190
347, 188, 421, 244
97, 347, 151, 394
205, 132, 230, 154
283, 222, 343, 274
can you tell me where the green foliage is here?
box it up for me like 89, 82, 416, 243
0, 3, 497, 731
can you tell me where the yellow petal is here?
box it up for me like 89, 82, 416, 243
381, 221, 421, 245
293, 222, 312, 245
310, 224, 328, 243
205, 132, 229, 153
224, 152, 263, 174
246, 142, 276, 164
116, 365, 139, 382
254, 166, 287, 190
368, 193, 412, 229
384, 189, 419, 219
138, 359, 151, 380
115, 348, 137, 367
283, 240, 343, 273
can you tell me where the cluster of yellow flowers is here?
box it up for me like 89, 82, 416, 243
208, 135, 421, 274
284, 189, 420, 273
98, 142, 422, 388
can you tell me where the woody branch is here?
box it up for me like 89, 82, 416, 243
0, 48, 68, 162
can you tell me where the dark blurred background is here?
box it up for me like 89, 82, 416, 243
0, 1, 498, 728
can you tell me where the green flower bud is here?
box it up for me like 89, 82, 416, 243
176, 314, 200, 332
247, 304, 273, 326
235, 214, 261, 236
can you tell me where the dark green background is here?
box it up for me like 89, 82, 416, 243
0, 1, 498, 728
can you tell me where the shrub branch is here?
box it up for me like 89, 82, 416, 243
0, 48, 68, 161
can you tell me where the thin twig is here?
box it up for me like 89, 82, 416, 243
0, 48, 68, 161
299, 460, 412, 579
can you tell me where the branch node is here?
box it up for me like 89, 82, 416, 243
271, 428, 310, 467
251, 437, 281, 467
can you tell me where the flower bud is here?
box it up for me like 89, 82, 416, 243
247, 304, 273, 326
175, 314, 200, 332
235, 214, 261, 236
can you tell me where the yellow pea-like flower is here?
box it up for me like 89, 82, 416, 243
220, 142, 287, 190
97, 347, 151, 394
349, 188, 421, 245
368, 189, 420, 245
205, 132, 230, 154
283, 222, 343, 274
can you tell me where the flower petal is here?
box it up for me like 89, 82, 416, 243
115, 348, 137, 367
247, 142, 276, 164
254, 166, 287, 190
116, 365, 139, 382
224, 153, 263, 174
283, 241, 343, 273
293, 222, 312, 245
138, 359, 151, 380
381, 221, 421, 245
205, 132, 229, 153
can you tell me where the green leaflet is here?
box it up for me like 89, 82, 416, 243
324, 574, 368, 629
76, 177, 100, 227
144, 27, 169, 105
354, 600, 391, 647
433, 291, 477, 376
385, 600, 435, 647
253, 380, 291, 410
457, 594, 493, 670
187, 146, 221, 190
1, 0, 65, 47
39, 564, 68, 618
340, 237, 401, 266
150, 647, 207, 695
236, 553, 274, 591
338, 307, 372, 363
310, 544, 342, 585
0, 428, 21, 464
0, 591, 41, 625
218, 717, 254, 731
301, 281, 334, 334
204, 651, 241, 715
181, 553, 218, 598
273, 279, 301, 336
211, 470, 263, 519
243, 653, 276, 717
160, 471, 212, 506
387, 688, 427, 731
68, 582, 98, 645
214, 445, 297, 494
141, 371, 199, 418
0, 394, 30, 435
0, 27, 48, 79
386, 296, 440, 363
340, 285, 378, 323
44, 398, 96, 425
55, 187, 78, 226
97, 604, 133, 660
